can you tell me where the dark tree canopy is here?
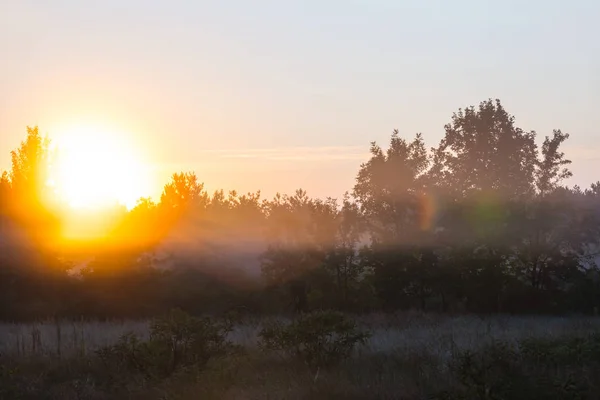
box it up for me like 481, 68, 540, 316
0, 100, 599, 320
431, 99, 538, 199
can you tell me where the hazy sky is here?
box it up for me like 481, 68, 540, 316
1, 0, 598, 201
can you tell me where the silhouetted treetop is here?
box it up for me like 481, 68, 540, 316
431, 99, 538, 199
536, 130, 572, 197
0, 99, 598, 319
354, 131, 431, 243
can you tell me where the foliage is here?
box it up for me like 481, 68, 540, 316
0, 363, 21, 399
3, 316, 600, 399
430, 99, 538, 200
258, 310, 370, 369
2, 99, 600, 320
519, 334, 600, 366
441, 335, 600, 400
160, 172, 208, 211
96, 309, 236, 380
448, 341, 527, 399
354, 131, 430, 243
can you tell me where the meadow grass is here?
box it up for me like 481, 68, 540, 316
2, 313, 599, 358
2, 313, 600, 399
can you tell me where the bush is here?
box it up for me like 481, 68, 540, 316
96, 332, 154, 382
97, 309, 236, 381
439, 336, 600, 400
519, 333, 600, 366
258, 310, 370, 369
447, 341, 527, 399
0, 363, 21, 399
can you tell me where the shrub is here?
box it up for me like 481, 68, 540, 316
96, 331, 155, 381
97, 309, 236, 380
258, 310, 370, 369
519, 333, 600, 366
0, 363, 21, 399
448, 341, 527, 399
149, 308, 236, 372
440, 336, 600, 400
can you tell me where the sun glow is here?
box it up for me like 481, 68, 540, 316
51, 124, 152, 211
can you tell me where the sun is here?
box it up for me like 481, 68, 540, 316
51, 124, 152, 210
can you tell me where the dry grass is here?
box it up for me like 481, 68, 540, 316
2, 313, 600, 399
2, 313, 598, 359
0, 320, 149, 358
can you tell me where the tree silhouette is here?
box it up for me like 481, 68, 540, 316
0, 127, 67, 320
2, 100, 600, 319
325, 194, 365, 309
353, 131, 436, 309
535, 130, 572, 197
160, 172, 208, 211
2, 126, 60, 251
430, 99, 537, 200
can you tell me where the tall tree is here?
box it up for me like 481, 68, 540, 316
0, 172, 10, 214
504, 129, 582, 311
160, 172, 208, 212
261, 190, 339, 312
0, 127, 67, 319
7, 126, 53, 206
430, 99, 538, 200
3, 126, 60, 250
323, 193, 366, 309
353, 131, 436, 309
354, 131, 430, 244
535, 130, 572, 197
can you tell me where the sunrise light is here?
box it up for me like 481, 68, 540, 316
51, 123, 152, 210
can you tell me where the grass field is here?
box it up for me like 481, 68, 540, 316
2, 313, 600, 399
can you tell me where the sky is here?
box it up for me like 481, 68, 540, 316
1, 0, 599, 202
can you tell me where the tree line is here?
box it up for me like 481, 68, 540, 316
1, 99, 600, 320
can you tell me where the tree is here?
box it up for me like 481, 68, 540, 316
497, 129, 588, 312
354, 131, 431, 244
424, 100, 588, 312
0, 127, 68, 319
261, 190, 341, 312
158, 171, 209, 242
353, 131, 437, 309
325, 194, 366, 309
160, 172, 208, 212
8, 126, 52, 199
2, 126, 60, 255
116, 197, 164, 258
430, 99, 537, 200
0, 172, 10, 214
535, 130, 572, 197
2, 102, 600, 320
